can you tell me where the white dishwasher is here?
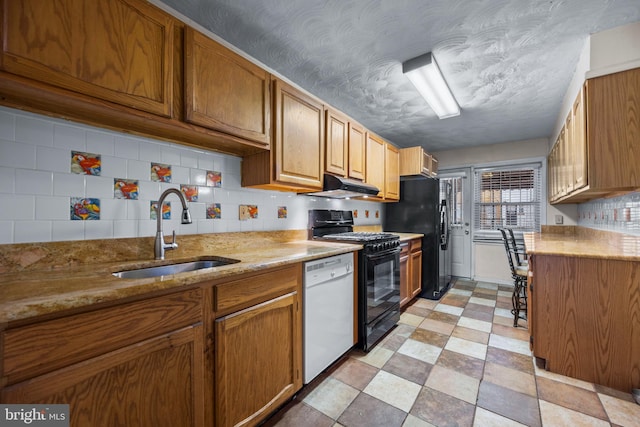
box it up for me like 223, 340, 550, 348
304, 252, 354, 384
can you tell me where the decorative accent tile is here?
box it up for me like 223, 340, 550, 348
206, 170, 222, 187
207, 203, 221, 219
180, 185, 198, 202
150, 201, 170, 220
70, 197, 100, 220
278, 206, 287, 218
365, 210, 369, 218
579, 191, 640, 235
114, 178, 139, 200
151, 162, 172, 183
239, 204, 258, 220
353, 209, 358, 218
71, 151, 101, 175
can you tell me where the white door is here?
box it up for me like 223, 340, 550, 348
440, 170, 472, 278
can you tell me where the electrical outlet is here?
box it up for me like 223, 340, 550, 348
555, 214, 564, 224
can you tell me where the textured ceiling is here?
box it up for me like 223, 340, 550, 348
158, 0, 640, 152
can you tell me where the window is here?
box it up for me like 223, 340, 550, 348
473, 164, 542, 239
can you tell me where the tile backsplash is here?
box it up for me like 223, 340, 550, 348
0, 107, 382, 244
578, 191, 640, 235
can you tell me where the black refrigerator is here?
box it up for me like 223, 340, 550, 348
383, 178, 452, 300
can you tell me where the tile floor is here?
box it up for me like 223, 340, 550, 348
263, 279, 640, 427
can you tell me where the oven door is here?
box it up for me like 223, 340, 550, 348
364, 248, 401, 325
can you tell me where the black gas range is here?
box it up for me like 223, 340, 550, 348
308, 209, 401, 351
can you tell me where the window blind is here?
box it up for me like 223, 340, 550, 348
473, 163, 542, 241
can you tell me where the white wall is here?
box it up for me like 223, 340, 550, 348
0, 107, 382, 244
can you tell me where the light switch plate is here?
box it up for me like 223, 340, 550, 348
555, 214, 564, 224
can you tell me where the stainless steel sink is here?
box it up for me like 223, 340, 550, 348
112, 256, 240, 279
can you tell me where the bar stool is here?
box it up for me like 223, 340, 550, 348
499, 228, 528, 327
507, 228, 528, 268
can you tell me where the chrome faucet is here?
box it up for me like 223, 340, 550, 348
155, 188, 192, 260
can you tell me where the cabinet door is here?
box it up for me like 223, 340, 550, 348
325, 108, 348, 176
1, 0, 175, 117
273, 79, 324, 189
1, 325, 205, 427
409, 241, 423, 299
572, 86, 587, 191
348, 122, 366, 180
399, 245, 410, 307
215, 292, 302, 427
184, 28, 270, 146
365, 132, 385, 198
564, 114, 574, 194
385, 143, 400, 200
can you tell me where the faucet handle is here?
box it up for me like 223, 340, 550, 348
171, 230, 178, 248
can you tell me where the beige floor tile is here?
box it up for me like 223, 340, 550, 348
451, 325, 490, 345
457, 316, 492, 333
434, 303, 464, 316
488, 334, 531, 356
473, 407, 527, 427
476, 281, 499, 290
491, 323, 530, 342
402, 414, 437, 427
469, 296, 496, 307
494, 307, 514, 318
353, 345, 394, 368
303, 377, 359, 419
444, 336, 488, 360
425, 365, 480, 404
497, 290, 513, 298
598, 393, 640, 427
539, 400, 610, 427
533, 364, 596, 391
412, 299, 438, 310
363, 370, 422, 412
400, 311, 427, 327
483, 362, 537, 397
449, 288, 473, 297
397, 338, 443, 364
418, 318, 456, 336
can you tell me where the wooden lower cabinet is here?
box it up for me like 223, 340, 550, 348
409, 239, 423, 300
400, 238, 423, 307
215, 292, 301, 427
529, 254, 640, 392
0, 289, 206, 427
213, 264, 303, 427
399, 243, 410, 307
1, 325, 204, 427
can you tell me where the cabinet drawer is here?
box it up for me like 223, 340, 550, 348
2, 288, 202, 384
214, 264, 300, 316
410, 239, 422, 252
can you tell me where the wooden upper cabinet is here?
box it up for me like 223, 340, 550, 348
586, 68, 640, 190
184, 28, 270, 147
572, 86, 587, 191
273, 79, 324, 188
348, 122, 366, 180
550, 68, 640, 204
385, 142, 400, 200
242, 78, 324, 191
1, 0, 175, 117
365, 132, 385, 198
325, 108, 349, 176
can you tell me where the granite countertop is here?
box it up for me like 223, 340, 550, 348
387, 232, 424, 242
523, 226, 640, 261
0, 231, 361, 325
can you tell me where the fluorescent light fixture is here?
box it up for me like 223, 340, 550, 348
402, 52, 460, 119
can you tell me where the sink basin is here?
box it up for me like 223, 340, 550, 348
113, 256, 240, 279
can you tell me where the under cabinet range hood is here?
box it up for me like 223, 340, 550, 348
305, 174, 380, 199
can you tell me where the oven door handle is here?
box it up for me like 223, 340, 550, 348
316, 220, 351, 225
